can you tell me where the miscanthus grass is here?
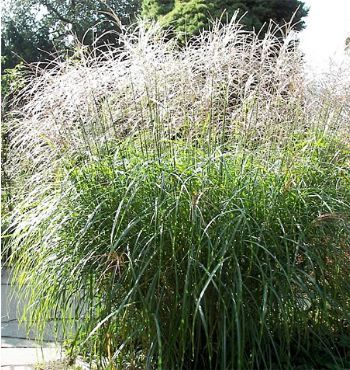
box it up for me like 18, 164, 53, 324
4, 18, 350, 369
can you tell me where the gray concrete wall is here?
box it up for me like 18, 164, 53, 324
1, 268, 64, 368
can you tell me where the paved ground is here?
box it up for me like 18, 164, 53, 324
1, 268, 64, 369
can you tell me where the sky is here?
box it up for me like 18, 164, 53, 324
299, 0, 350, 73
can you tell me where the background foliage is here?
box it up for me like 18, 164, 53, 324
141, 0, 308, 40
1, 0, 307, 71
1, 0, 140, 71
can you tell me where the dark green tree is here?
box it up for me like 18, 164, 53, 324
1, 2, 54, 70
1, 0, 140, 70
142, 0, 308, 39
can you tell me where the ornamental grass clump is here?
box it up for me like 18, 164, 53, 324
4, 19, 350, 369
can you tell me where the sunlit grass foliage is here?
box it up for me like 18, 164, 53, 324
4, 18, 350, 369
